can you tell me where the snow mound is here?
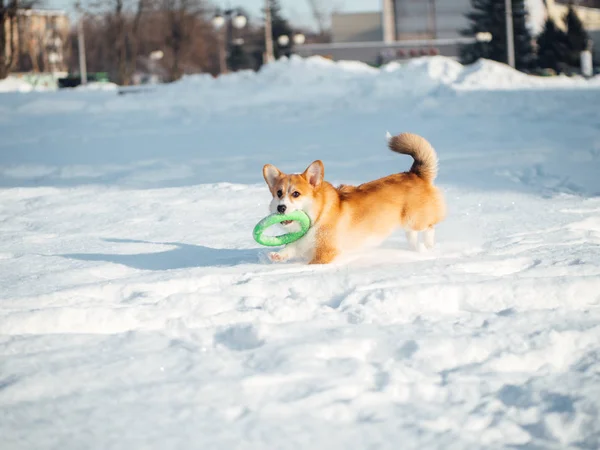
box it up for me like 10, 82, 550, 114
171, 55, 598, 102
0, 76, 46, 93
253, 55, 377, 91
376, 56, 464, 96
147, 55, 600, 118
383, 55, 464, 85
453, 59, 537, 90
3, 55, 598, 101
75, 81, 119, 91
453, 59, 594, 90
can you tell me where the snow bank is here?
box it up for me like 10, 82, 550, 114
0, 77, 116, 93
64, 55, 595, 118
453, 58, 597, 90
2, 54, 597, 102
155, 55, 600, 116
74, 81, 119, 91
171, 54, 597, 95
0, 75, 50, 93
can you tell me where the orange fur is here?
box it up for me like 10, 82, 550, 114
262, 132, 446, 264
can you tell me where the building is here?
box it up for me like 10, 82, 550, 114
548, 0, 600, 47
4, 9, 70, 75
556, 0, 600, 7
297, 0, 477, 65
392, 0, 471, 40
330, 12, 383, 43
296, 0, 600, 66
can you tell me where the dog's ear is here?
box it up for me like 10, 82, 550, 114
263, 164, 282, 190
302, 160, 324, 188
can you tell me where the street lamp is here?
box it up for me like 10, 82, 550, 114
293, 33, 306, 45
148, 50, 164, 83
149, 50, 164, 61
276, 33, 306, 47
277, 33, 306, 49
75, 1, 87, 85
232, 13, 247, 29
211, 8, 247, 74
277, 34, 290, 47
275, 32, 306, 59
211, 14, 225, 30
475, 31, 492, 43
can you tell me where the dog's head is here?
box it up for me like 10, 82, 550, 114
262, 160, 324, 227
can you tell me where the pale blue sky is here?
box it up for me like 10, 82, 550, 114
44, 0, 381, 31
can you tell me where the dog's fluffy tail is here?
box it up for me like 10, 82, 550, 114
386, 131, 438, 183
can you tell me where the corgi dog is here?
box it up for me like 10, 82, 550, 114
262, 132, 446, 264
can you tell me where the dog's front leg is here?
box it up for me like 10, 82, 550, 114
268, 245, 297, 263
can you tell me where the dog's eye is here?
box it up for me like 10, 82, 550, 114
291, 191, 300, 198
277, 190, 283, 198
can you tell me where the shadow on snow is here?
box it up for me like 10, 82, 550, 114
61, 238, 263, 270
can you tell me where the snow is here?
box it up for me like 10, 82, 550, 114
0, 75, 50, 93
0, 76, 117, 93
1, 56, 600, 449
526, 0, 548, 36
453, 59, 599, 90
74, 81, 119, 91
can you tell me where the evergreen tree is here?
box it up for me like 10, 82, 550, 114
564, 3, 590, 67
536, 17, 570, 73
459, 0, 536, 71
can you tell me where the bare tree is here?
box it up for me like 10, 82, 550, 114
1, 0, 41, 78
127, 0, 145, 82
24, 18, 44, 71
305, 0, 325, 34
305, 0, 341, 36
66, 0, 218, 84
161, 0, 204, 81
0, 0, 18, 78
92, 0, 147, 84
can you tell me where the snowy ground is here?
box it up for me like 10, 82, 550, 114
1, 56, 600, 449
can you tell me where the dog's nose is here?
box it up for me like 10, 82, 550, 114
277, 204, 286, 213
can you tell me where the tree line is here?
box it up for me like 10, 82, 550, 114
460, 0, 595, 74
69, 0, 307, 84
1, 0, 312, 83
4, 0, 594, 83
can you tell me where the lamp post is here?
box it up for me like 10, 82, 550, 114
293, 33, 306, 45
149, 50, 164, 83
475, 32, 492, 43
276, 32, 306, 57
264, 0, 275, 63
75, 1, 87, 85
474, 31, 493, 62
505, 0, 515, 68
212, 8, 247, 74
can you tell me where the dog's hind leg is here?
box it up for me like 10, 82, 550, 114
423, 227, 435, 249
405, 230, 419, 251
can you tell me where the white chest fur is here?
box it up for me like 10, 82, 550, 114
285, 226, 317, 262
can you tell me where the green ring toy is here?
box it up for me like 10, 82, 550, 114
253, 210, 311, 247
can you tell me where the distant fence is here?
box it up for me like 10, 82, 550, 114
57, 73, 110, 88
8, 72, 111, 90
9, 72, 67, 90
295, 37, 478, 66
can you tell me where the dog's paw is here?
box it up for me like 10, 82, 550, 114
268, 252, 287, 262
